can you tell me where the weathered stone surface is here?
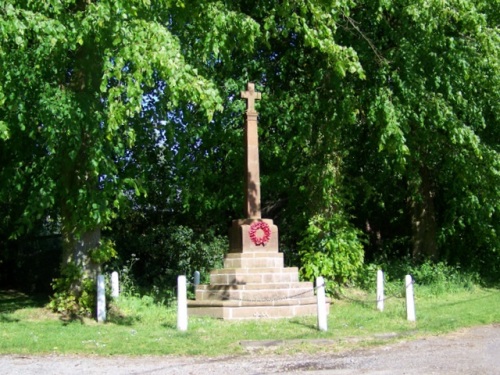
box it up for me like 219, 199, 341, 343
195, 283, 314, 301
241, 83, 262, 219
188, 301, 321, 320
223, 252, 284, 269
188, 254, 329, 319
229, 219, 279, 253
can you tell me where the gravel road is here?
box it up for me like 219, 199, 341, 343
1, 324, 498, 374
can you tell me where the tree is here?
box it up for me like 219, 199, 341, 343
338, 0, 500, 270
3, 0, 363, 298
3, 0, 498, 303
0, 0, 244, 303
158, 0, 500, 278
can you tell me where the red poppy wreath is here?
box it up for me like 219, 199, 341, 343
249, 221, 271, 246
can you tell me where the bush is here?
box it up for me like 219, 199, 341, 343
299, 213, 365, 294
48, 263, 97, 317
110, 223, 226, 295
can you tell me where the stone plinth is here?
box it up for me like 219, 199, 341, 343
187, 218, 330, 320
188, 297, 320, 320
229, 219, 279, 253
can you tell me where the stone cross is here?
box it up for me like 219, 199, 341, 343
241, 82, 262, 219
241, 82, 261, 113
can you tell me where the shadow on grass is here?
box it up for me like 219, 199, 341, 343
289, 318, 317, 331
0, 289, 49, 324
161, 322, 177, 330
430, 289, 500, 309
106, 304, 142, 326
0, 290, 48, 313
59, 313, 86, 325
481, 280, 500, 289
57, 308, 142, 326
0, 314, 20, 323
0, 289, 145, 327
107, 314, 141, 326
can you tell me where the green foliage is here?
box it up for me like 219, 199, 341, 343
89, 238, 117, 265
340, 0, 500, 269
299, 213, 365, 293
1, 0, 499, 294
408, 262, 480, 295
48, 263, 96, 317
356, 260, 481, 297
0, 0, 229, 289
111, 253, 139, 297
0, 120, 9, 140
354, 263, 380, 291
110, 216, 226, 292
157, 0, 369, 263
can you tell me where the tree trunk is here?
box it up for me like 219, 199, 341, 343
410, 166, 438, 260
61, 228, 101, 275
60, 202, 101, 294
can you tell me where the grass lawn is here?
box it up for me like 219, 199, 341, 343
1, 286, 499, 356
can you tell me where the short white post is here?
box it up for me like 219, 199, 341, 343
316, 276, 327, 332
193, 271, 200, 287
177, 275, 188, 331
97, 274, 106, 323
405, 275, 416, 321
377, 269, 384, 312
111, 271, 119, 298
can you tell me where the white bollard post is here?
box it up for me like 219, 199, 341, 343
177, 275, 188, 331
193, 271, 200, 287
377, 269, 384, 312
111, 271, 119, 299
97, 274, 106, 323
316, 276, 327, 332
405, 275, 416, 321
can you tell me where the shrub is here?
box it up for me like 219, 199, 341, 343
48, 263, 97, 317
110, 224, 226, 295
299, 213, 365, 294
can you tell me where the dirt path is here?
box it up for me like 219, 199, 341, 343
1, 324, 499, 374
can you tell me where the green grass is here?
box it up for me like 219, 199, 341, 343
1, 286, 499, 356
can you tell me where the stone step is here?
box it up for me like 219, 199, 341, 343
223, 252, 284, 269
188, 215, 331, 319
210, 267, 299, 285
188, 296, 319, 308
211, 266, 299, 275
197, 281, 313, 291
195, 284, 315, 301
188, 298, 329, 320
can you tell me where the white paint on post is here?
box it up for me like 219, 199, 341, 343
377, 269, 384, 312
177, 275, 188, 331
111, 271, 119, 298
97, 274, 106, 323
405, 275, 416, 321
316, 276, 327, 332
193, 271, 200, 287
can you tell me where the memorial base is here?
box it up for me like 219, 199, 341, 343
187, 219, 330, 320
